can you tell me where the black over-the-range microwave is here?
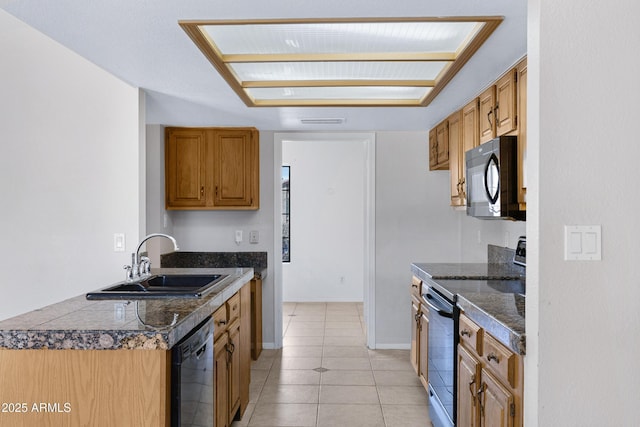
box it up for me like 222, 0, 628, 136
465, 135, 525, 221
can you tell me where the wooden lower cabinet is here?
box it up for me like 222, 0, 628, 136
250, 278, 263, 360
0, 349, 171, 427
457, 313, 523, 427
213, 283, 252, 426
214, 333, 230, 427
410, 278, 430, 393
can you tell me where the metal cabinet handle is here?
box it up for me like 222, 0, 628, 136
218, 319, 227, 326
494, 104, 500, 123
200, 186, 204, 196
487, 108, 493, 127
460, 329, 472, 337
487, 352, 500, 364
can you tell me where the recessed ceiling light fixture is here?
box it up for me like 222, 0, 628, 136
179, 17, 503, 108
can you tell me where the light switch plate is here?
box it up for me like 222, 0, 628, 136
114, 233, 125, 252
249, 230, 259, 244
564, 225, 601, 261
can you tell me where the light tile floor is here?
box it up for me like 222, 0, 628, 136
232, 302, 433, 427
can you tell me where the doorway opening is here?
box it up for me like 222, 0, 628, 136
273, 132, 376, 349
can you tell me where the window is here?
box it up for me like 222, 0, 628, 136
282, 166, 290, 262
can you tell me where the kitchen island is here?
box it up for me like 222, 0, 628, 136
0, 267, 253, 427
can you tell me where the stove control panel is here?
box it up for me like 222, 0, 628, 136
514, 236, 526, 267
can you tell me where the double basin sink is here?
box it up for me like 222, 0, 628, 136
86, 274, 228, 300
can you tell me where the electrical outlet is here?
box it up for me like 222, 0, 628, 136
235, 230, 243, 245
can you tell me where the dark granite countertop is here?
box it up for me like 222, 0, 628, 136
411, 262, 526, 355
0, 267, 253, 351
161, 251, 267, 280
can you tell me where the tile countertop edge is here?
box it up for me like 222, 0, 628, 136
0, 268, 254, 351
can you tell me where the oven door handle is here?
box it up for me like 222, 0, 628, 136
423, 293, 453, 318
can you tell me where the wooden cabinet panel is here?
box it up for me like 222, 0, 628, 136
483, 333, 516, 388
227, 318, 241, 423
213, 129, 259, 208
214, 333, 229, 427
480, 368, 514, 427
429, 121, 450, 171
165, 127, 259, 210
250, 278, 263, 360
165, 128, 207, 208
457, 344, 480, 427
436, 120, 449, 165
496, 69, 518, 136
410, 295, 420, 374
0, 349, 170, 427
428, 128, 438, 170
418, 304, 429, 390
213, 305, 228, 341
459, 313, 483, 356
479, 86, 496, 144
516, 58, 528, 209
239, 283, 252, 411
226, 292, 240, 324
447, 110, 464, 206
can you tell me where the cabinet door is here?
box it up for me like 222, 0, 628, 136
479, 86, 496, 144
479, 368, 514, 427
410, 296, 421, 374
457, 345, 480, 427
428, 128, 438, 170
227, 319, 241, 423
496, 69, 517, 136
418, 304, 430, 390
214, 334, 229, 427
461, 98, 480, 204
251, 278, 263, 360
212, 129, 258, 208
239, 283, 252, 412
165, 128, 207, 208
448, 110, 463, 206
516, 59, 527, 209
436, 120, 449, 166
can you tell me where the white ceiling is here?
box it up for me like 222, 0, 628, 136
0, 0, 527, 131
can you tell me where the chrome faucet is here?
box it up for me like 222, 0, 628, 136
125, 233, 179, 281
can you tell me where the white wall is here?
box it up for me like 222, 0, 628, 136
527, 1, 640, 425
0, 10, 141, 320
282, 137, 366, 302
373, 131, 524, 347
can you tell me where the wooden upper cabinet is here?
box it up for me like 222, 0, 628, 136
166, 127, 259, 210
516, 58, 527, 209
429, 119, 450, 171
447, 110, 463, 206
495, 69, 518, 137
428, 128, 438, 170
165, 128, 207, 208
212, 129, 259, 208
479, 86, 496, 144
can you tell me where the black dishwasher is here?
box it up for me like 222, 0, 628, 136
171, 317, 215, 427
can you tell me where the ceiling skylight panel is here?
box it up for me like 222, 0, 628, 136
247, 86, 431, 101
180, 17, 503, 107
230, 61, 449, 82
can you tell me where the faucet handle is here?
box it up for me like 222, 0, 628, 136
123, 264, 133, 281
139, 256, 151, 275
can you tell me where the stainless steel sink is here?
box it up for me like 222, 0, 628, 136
86, 274, 228, 300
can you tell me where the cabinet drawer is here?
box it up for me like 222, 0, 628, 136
459, 313, 483, 355
483, 333, 516, 388
410, 276, 422, 297
213, 305, 228, 341
227, 293, 240, 324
